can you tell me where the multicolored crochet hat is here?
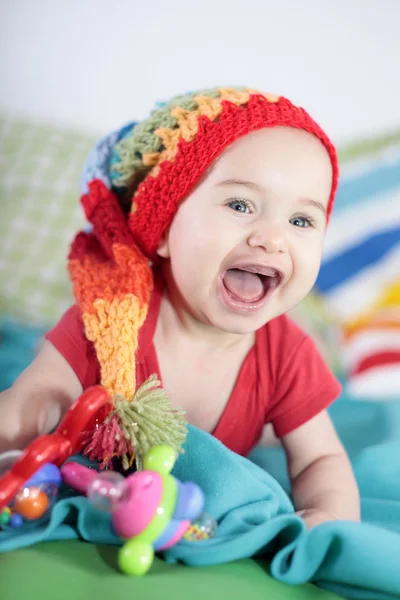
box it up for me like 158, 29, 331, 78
68, 87, 339, 470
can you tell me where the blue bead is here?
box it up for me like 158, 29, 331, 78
9, 513, 24, 528
26, 463, 62, 487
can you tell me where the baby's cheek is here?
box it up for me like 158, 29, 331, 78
291, 247, 322, 292
302, 255, 322, 290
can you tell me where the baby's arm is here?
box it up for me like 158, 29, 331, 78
0, 341, 83, 453
282, 410, 360, 528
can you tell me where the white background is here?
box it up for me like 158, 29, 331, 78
0, 0, 399, 144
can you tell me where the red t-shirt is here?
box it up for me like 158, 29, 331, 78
46, 273, 341, 456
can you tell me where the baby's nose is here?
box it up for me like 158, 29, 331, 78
247, 223, 287, 253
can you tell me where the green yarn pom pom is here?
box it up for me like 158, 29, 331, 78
114, 374, 188, 471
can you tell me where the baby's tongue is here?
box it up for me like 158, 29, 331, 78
223, 269, 264, 302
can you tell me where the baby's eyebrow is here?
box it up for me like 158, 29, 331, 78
216, 179, 262, 191
300, 198, 327, 216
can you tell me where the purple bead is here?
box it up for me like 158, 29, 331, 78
174, 481, 205, 520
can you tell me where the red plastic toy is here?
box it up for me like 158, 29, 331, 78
0, 386, 111, 510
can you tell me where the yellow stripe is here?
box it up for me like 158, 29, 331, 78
139, 89, 280, 189
344, 280, 400, 332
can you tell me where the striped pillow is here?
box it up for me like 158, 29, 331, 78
315, 132, 400, 399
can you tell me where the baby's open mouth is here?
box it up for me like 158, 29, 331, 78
222, 265, 282, 303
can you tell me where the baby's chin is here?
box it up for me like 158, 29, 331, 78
206, 294, 311, 335
206, 310, 281, 336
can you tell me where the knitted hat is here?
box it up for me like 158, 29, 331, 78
69, 87, 339, 470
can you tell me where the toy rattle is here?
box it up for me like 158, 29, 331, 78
0, 388, 216, 575
61, 444, 216, 576
0, 386, 111, 511
0, 453, 62, 529
0, 386, 110, 530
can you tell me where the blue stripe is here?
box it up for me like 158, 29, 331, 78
334, 157, 400, 212
316, 225, 400, 293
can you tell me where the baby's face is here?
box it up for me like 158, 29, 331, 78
157, 126, 333, 335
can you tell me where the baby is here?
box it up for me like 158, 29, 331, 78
0, 87, 360, 528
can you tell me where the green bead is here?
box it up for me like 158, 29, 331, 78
133, 474, 177, 545
0, 511, 10, 526
143, 445, 176, 474
118, 540, 154, 576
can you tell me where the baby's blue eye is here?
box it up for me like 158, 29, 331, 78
228, 199, 251, 213
290, 216, 312, 228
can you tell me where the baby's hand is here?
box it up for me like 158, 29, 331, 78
296, 508, 338, 529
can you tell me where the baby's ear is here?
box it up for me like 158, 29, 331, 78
156, 227, 170, 258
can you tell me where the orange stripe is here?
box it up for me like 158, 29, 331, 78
69, 243, 153, 315
344, 316, 400, 341
343, 282, 400, 334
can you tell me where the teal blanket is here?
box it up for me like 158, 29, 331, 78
1, 395, 400, 599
